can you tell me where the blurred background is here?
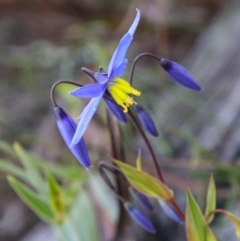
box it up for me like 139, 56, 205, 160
1, 0, 240, 240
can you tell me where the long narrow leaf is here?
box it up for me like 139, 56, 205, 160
55, 216, 82, 241
13, 142, 47, 195
0, 159, 27, 180
32, 155, 84, 181
204, 174, 216, 223
136, 150, 142, 171
114, 159, 173, 200
186, 190, 217, 241
0, 140, 16, 157
215, 209, 240, 238
55, 191, 99, 241
47, 172, 66, 224
8, 176, 54, 223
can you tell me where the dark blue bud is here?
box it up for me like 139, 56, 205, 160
160, 58, 202, 91
129, 187, 154, 211
158, 200, 182, 223
135, 105, 158, 137
103, 97, 127, 123
124, 202, 156, 233
54, 107, 91, 169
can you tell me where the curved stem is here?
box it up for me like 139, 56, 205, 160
130, 53, 161, 85
128, 109, 186, 221
128, 52, 187, 222
98, 161, 127, 203
128, 109, 164, 182
106, 108, 130, 241
50, 80, 83, 107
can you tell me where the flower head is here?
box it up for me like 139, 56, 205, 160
70, 9, 141, 146
54, 107, 91, 169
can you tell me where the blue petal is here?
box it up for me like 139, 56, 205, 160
94, 72, 108, 83
124, 202, 156, 233
54, 107, 91, 169
160, 59, 202, 91
128, 8, 140, 36
103, 97, 127, 123
108, 9, 140, 78
71, 92, 105, 146
135, 105, 159, 137
108, 33, 132, 78
129, 187, 154, 211
70, 82, 107, 98
111, 59, 128, 78
158, 199, 182, 223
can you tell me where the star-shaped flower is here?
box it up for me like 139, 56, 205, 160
70, 9, 141, 146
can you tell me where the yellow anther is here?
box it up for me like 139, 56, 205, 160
125, 96, 134, 106
108, 77, 141, 113
108, 86, 128, 105
114, 78, 141, 96
115, 77, 131, 86
131, 89, 141, 96
121, 104, 128, 113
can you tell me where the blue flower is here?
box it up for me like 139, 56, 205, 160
70, 9, 141, 146
54, 107, 91, 169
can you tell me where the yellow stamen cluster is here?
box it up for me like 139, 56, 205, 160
108, 77, 141, 113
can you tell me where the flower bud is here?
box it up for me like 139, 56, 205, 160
135, 104, 158, 137
160, 58, 202, 91
158, 199, 182, 223
54, 107, 91, 169
103, 97, 127, 123
124, 202, 156, 233
129, 187, 154, 211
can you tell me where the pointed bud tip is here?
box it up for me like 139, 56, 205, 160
86, 164, 94, 171
82, 67, 95, 78
159, 200, 182, 223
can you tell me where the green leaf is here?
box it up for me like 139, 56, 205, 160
63, 180, 84, 212
69, 191, 98, 241
186, 190, 217, 241
55, 216, 82, 241
13, 142, 47, 195
8, 176, 54, 223
32, 155, 84, 181
204, 174, 216, 224
136, 149, 142, 171
0, 158, 27, 180
47, 172, 66, 224
0, 140, 16, 157
55, 191, 99, 241
113, 159, 173, 200
215, 210, 240, 238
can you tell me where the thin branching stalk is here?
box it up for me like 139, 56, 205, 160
106, 111, 130, 241
128, 109, 164, 182
50, 80, 83, 107
130, 53, 161, 85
